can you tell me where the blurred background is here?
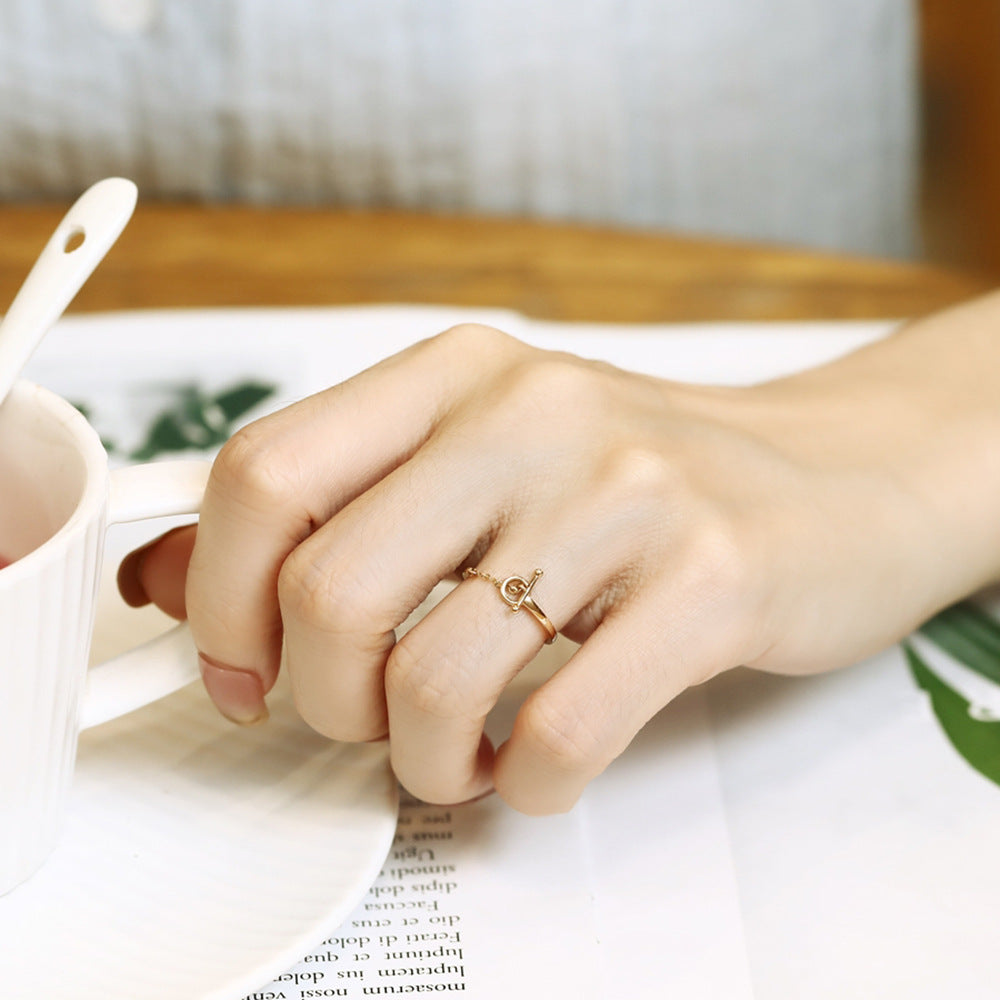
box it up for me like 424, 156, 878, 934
0, 0, 996, 281
920, 0, 1000, 279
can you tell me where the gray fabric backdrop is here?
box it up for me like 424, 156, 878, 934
0, 0, 917, 256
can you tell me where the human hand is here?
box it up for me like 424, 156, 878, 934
119, 314, 1000, 814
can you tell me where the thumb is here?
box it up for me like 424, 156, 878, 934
117, 524, 197, 621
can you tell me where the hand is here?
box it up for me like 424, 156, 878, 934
119, 312, 1000, 814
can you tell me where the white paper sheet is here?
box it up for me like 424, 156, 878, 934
708, 651, 1000, 1000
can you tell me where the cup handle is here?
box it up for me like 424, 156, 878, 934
80, 460, 211, 731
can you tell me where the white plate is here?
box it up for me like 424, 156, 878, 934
0, 530, 399, 1000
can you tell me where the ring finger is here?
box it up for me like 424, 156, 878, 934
384, 505, 635, 806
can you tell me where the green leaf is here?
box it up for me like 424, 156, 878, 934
126, 380, 278, 460
904, 642, 1000, 787
70, 400, 92, 421
212, 382, 275, 421
130, 414, 195, 460
75, 380, 278, 461
70, 400, 118, 454
918, 601, 1000, 685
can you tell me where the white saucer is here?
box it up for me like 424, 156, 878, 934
0, 538, 399, 1000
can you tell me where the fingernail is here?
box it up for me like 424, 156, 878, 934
198, 654, 269, 726
116, 540, 156, 608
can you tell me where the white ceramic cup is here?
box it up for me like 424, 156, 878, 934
0, 379, 210, 895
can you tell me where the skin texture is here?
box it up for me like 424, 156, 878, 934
122, 294, 1000, 815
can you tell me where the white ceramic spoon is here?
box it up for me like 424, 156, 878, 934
0, 177, 138, 404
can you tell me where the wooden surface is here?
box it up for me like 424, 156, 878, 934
0, 203, 992, 322
920, 0, 1000, 279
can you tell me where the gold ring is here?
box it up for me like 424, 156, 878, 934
462, 567, 557, 644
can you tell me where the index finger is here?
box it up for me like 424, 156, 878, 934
186, 326, 520, 724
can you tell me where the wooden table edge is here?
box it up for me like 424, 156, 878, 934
1, 203, 992, 322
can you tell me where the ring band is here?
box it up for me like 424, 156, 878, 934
462, 567, 557, 644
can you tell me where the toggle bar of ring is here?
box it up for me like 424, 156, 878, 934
462, 567, 557, 644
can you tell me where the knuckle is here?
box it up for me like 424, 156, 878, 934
385, 636, 471, 720
212, 422, 302, 515
278, 547, 384, 635
685, 517, 751, 598
517, 693, 604, 774
505, 356, 603, 414
602, 445, 680, 503
433, 322, 517, 358
666, 520, 759, 668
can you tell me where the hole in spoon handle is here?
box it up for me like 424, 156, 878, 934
63, 228, 86, 254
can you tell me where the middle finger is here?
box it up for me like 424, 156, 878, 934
278, 433, 508, 742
